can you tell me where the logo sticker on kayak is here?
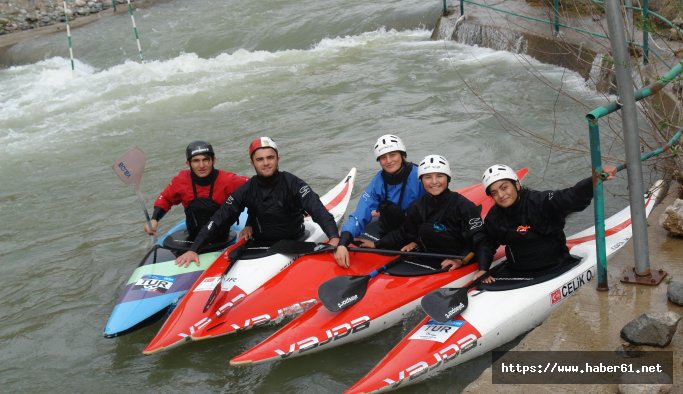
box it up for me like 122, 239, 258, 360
193, 276, 221, 292
550, 268, 593, 305
133, 275, 175, 293
273, 315, 371, 358
409, 320, 464, 343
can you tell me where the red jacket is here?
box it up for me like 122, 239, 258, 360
154, 169, 248, 212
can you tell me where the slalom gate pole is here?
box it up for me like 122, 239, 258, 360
63, 1, 75, 72
126, 0, 144, 61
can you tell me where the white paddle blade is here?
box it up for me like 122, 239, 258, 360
113, 147, 146, 187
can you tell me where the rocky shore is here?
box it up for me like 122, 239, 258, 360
0, 0, 126, 35
0, 0, 168, 55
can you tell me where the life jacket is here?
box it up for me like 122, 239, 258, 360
415, 193, 468, 255
185, 170, 228, 242
377, 161, 415, 232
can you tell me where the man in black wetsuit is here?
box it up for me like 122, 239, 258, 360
175, 136, 340, 267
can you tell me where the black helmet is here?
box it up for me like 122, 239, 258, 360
186, 141, 215, 161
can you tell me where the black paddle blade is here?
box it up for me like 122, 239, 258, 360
420, 288, 469, 323
203, 240, 249, 312
268, 240, 335, 255
318, 275, 370, 312
203, 285, 220, 313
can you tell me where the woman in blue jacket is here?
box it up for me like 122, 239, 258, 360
334, 134, 425, 267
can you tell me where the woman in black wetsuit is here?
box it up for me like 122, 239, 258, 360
476, 163, 616, 283
358, 154, 493, 271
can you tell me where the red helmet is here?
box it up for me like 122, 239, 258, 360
248, 137, 278, 158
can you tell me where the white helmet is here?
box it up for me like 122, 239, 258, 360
482, 164, 518, 195
418, 155, 451, 179
374, 134, 406, 160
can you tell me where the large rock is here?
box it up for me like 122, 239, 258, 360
667, 281, 683, 305
659, 199, 683, 236
620, 312, 681, 347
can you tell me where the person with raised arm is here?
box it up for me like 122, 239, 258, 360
476, 163, 617, 283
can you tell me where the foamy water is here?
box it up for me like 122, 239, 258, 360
0, 1, 642, 392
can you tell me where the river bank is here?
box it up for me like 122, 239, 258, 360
0, 0, 167, 57
0, 7, 107, 56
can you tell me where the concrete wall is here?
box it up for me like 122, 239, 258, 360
432, 11, 682, 135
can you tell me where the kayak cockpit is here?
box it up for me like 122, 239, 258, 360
478, 256, 583, 291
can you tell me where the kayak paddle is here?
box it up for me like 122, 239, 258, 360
203, 238, 250, 312
269, 240, 476, 261
319, 252, 475, 312
421, 262, 506, 323
112, 147, 156, 243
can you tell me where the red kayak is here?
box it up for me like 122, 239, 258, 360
229, 169, 528, 365
192, 169, 527, 342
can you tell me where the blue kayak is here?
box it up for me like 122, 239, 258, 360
104, 212, 247, 337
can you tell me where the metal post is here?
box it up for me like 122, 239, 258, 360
588, 120, 609, 290
604, 0, 651, 275
553, 0, 560, 35
642, 0, 650, 64
443, 0, 447, 14
460, 0, 464, 17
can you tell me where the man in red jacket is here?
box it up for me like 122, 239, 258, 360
144, 141, 248, 244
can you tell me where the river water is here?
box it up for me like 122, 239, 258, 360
0, 0, 657, 392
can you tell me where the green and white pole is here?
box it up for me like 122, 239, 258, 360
126, 0, 144, 61
63, 1, 75, 72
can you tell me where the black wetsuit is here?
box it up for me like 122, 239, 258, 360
190, 170, 338, 252
375, 190, 493, 269
482, 177, 594, 273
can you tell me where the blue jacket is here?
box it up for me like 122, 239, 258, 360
341, 164, 425, 238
